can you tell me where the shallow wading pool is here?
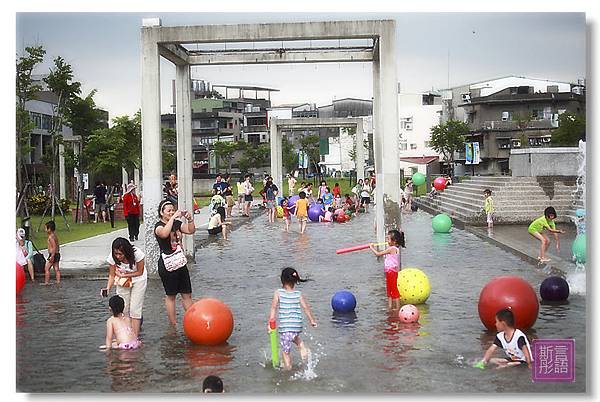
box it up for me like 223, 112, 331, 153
16, 211, 586, 393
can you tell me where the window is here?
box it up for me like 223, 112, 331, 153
42, 114, 52, 130
400, 117, 413, 130
531, 110, 544, 120
410, 143, 417, 150
501, 111, 512, 121
29, 112, 42, 129
497, 138, 510, 149
511, 139, 521, 149
399, 142, 407, 151
528, 137, 544, 147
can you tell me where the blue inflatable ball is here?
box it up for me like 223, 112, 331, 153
575, 208, 585, 218
540, 276, 570, 302
331, 290, 357, 313
308, 204, 324, 222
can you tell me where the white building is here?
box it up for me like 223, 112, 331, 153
320, 116, 371, 175
398, 92, 443, 176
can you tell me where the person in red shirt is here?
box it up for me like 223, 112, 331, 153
122, 183, 141, 242
332, 183, 341, 198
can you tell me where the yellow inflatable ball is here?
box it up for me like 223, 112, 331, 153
276, 206, 283, 218
397, 268, 431, 305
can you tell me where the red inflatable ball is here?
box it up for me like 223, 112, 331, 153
183, 298, 234, 345
16, 263, 25, 295
433, 177, 447, 191
478, 276, 539, 330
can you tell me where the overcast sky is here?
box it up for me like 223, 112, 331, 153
16, 12, 586, 120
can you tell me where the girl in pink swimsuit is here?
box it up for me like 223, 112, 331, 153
369, 229, 406, 311
101, 295, 142, 350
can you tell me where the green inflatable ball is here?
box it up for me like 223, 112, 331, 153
572, 234, 586, 264
412, 172, 426, 187
432, 213, 452, 233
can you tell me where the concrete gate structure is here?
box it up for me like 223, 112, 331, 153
141, 18, 400, 273
269, 117, 366, 192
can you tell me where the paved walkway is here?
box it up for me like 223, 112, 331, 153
46, 201, 263, 276
466, 223, 580, 275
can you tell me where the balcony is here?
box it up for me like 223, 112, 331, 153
244, 124, 268, 133
478, 119, 556, 131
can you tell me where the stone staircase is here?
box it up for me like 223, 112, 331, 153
415, 176, 582, 225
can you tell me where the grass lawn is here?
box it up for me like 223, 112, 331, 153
16, 213, 129, 248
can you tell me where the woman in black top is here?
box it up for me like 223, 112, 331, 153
154, 199, 196, 327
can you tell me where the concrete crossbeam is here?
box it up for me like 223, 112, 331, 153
146, 20, 389, 44
159, 43, 189, 66
187, 48, 373, 65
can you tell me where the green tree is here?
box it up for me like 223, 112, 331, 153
512, 112, 532, 149
16, 45, 46, 205
282, 137, 298, 174
552, 112, 586, 146
65, 90, 107, 221
161, 127, 177, 174
43, 56, 82, 220
429, 120, 469, 173
83, 113, 141, 180
299, 134, 322, 179
213, 141, 238, 173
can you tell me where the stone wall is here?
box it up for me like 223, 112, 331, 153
510, 147, 580, 176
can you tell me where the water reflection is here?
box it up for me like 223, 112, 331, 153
185, 344, 237, 378
331, 311, 358, 326
431, 233, 452, 248
105, 348, 148, 392
377, 312, 419, 370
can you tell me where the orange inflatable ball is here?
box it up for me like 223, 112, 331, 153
183, 298, 234, 345
16, 263, 25, 295
478, 276, 539, 331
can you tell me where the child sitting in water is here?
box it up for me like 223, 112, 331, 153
369, 229, 405, 311
528, 206, 565, 263
320, 207, 333, 223
333, 193, 343, 209
101, 295, 141, 350
268, 267, 317, 371
477, 308, 532, 369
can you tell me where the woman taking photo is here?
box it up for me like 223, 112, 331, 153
102, 237, 147, 337
154, 200, 196, 327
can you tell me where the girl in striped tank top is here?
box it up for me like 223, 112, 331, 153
268, 267, 317, 370
370, 229, 406, 311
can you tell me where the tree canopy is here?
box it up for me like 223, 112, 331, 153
429, 120, 469, 164
552, 112, 586, 146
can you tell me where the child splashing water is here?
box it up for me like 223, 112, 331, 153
100, 295, 141, 350
370, 230, 405, 311
268, 268, 317, 370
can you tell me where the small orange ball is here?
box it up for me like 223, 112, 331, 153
183, 298, 234, 345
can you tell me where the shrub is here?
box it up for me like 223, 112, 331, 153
27, 194, 71, 215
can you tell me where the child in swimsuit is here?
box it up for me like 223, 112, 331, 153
101, 295, 141, 350
370, 229, 406, 311
281, 198, 293, 232
268, 267, 317, 370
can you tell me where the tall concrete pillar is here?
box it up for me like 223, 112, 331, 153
134, 168, 140, 191
373, 23, 401, 243
270, 120, 283, 191
356, 121, 365, 182
141, 29, 162, 274
175, 63, 195, 258
58, 144, 66, 199
122, 168, 129, 193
